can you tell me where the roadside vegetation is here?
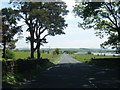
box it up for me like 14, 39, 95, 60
2, 49, 61, 87
71, 54, 120, 69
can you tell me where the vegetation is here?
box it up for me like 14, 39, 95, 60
71, 54, 120, 69
5, 49, 15, 59
87, 51, 92, 55
52, 48, 61, 55
9, 2, 68, 59
1, 8, 22, 58
2, 50, 61, 86
73, 2, 120, 53
1, 1, 120, 88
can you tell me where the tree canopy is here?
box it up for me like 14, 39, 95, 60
1, 8, 22, 58
73, 2, 120, 53
10, 2, 68, 58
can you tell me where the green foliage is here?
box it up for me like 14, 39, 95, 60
5, 49, 15, 59
87, 51, 92, 54
7, 39, 18, 49
73, 2, 120, 51
11, 2, 69, 58
41, 50, 45, 53
1, 8, 22, 58
3, 73, 17, 84
2, 51, 61, 85
54, 48, 60, 55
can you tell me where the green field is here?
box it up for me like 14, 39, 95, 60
71, 54, 120, 69
1, 51, 61, 64
71, 54, 119, 62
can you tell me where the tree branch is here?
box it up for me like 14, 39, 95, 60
42, 34, 49, 40
106, 16, 116, 26
104, 3, 118, 28
34, 36, 46, 52
116, 14, 120, 20
104, 23, 116, 30
40, 27, 47, 35
35, 26, 39, 38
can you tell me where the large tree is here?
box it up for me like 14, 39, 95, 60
11, 2, 68, 59
1, 8, 22, 58
73, 2, 120, 53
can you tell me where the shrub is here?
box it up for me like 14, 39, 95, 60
54, 48, 60, 55
5, 49, 15, 59
87, 51, 92, 54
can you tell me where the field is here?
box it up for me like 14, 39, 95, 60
71, 54, 120, 69
0, 51, 61, 64
70, 54, 119, 62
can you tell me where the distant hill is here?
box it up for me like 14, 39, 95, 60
16, 47, 115, 53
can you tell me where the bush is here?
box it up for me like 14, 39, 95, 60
87, 51, 92, 54
54, 48, 60, 55
5, 49, 15, 59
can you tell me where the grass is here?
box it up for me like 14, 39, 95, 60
0, 51, 2, 60
1, 51, 61, 61
2, 51, 61, 87
71, 54, 120, 69
13, 51, 30, 59
71, 54, 119, 62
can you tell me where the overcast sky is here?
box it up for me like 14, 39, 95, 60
1, 0, 108, 49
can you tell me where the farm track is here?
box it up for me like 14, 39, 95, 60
13, 54, 120, 88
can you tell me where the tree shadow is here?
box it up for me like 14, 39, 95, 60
13, 62, 120, 88
87, 58, 120, 69
2, 58, 54, 89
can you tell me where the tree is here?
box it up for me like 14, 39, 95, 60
73, 2, 120, 53
87, 51, 92, 55
1, 8, 22, 58
7, 39, 18, 50
54, 48, 60, 55
11, 2, 68, 59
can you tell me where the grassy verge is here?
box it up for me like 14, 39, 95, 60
2, 52, 61, 87
71, 54, 120, 69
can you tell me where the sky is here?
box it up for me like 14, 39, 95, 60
1, 0, 108, 49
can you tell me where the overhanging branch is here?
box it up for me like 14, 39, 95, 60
104, 3, 118, 28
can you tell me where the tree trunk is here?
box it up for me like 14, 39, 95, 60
117, 28, 120, 53
37, 42, 40, 59
2, 39, 6, 58
30, 31, 34, 59
118, 28, 120, 41
30, 40, 34, 59
30, 20, 35, 59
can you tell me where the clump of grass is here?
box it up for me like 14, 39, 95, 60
51, 55, 61, 64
